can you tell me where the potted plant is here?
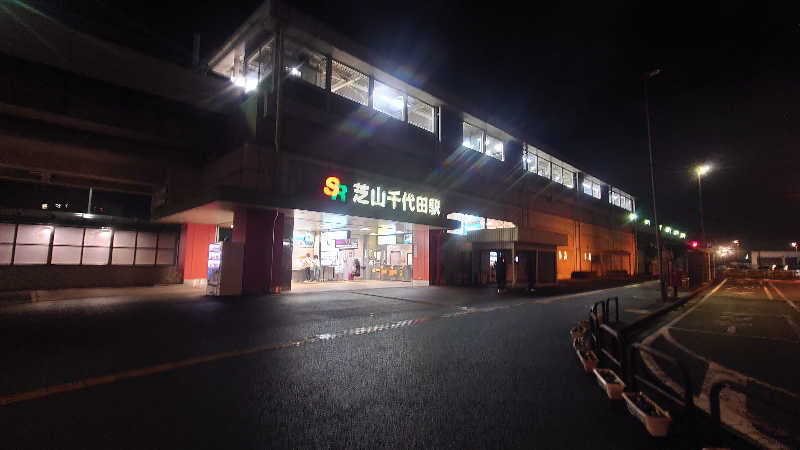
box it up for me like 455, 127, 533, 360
622, 391, 672, 437
593, 368, 626, 400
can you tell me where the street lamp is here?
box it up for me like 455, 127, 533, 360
695, 164, 711, 248
644, 68, 666, 300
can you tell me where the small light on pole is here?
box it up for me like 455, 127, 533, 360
695, 164, 711, 247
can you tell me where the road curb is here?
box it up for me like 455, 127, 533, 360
621, 281, 715, 337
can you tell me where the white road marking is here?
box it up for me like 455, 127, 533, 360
624, 308, 651, 314
643, 279, 727, 343
641, 279, 800, 448
763, 284, 774, 300
670, 326, 800, 344
769, 281, 800, 313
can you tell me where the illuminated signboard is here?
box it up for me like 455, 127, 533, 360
334, 238, 359, 249
321, 230, 349, 241
323, 176, 441, 217
377, 235, 397, 245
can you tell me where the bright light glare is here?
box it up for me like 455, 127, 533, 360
230, 75, 258, 92
290, 67, 301, 77
672, 229, 680, 236
664, 226, 672, 233
628, 212, 638, 221
680, 232, 686, 239
643, 219, 651, 226
792, 242, 798, 248
696, 164, 711, 176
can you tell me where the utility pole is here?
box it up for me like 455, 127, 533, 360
644, 69, 667, 301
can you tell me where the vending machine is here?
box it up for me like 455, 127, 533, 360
206, 241, 244, 296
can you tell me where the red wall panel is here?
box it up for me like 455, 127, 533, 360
413, 225, 429, 281
179, 223, 217, 280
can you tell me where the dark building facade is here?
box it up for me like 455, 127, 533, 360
0, 1, 689, 293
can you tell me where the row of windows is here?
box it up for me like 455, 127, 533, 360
276, 41, 438, 134
0, 224, 177, 266
609, 188, 633, 211
462, 122, 504, 161
222, 38, 634, 211
524, 146, 575, 189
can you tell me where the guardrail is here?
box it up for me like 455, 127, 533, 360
587, 297, 625, 377
597, 323, 625, 378
628, 343, 693, 410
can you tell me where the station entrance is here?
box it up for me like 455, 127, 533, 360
288, 209, 430, 292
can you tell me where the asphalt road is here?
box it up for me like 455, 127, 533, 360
643, 278, 800, 449
0, 282, 732, 449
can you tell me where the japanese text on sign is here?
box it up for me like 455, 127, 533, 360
323, 176, 440, 216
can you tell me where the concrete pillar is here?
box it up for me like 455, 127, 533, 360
232, 208, 284, 295
428, 229, 443, 285
412, 225, 429, 286
177, 223, 217, 286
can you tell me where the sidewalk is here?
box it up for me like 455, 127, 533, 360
0, 284, 205, 308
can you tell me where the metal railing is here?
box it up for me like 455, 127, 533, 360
627, 343, 693, 410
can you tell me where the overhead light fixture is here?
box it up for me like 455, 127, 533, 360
360, 227, 370, 231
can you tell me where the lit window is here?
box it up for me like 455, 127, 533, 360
331, 60, 369, 105
537, 157, 551, 179
485, 135, 504, 161
610, 188, 633, 211
407, 96, 435, 133
283, 41, 327, 89
462, 122, 484, 153
524, 147, 537, 173
551, 164, 562, 184
583, 179, 602, 199
563, 169, 574, 189
373, 80, 404, 121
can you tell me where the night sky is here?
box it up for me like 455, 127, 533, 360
32, 1, 800, 249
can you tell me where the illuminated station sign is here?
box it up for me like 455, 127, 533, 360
323, 176, 441, 217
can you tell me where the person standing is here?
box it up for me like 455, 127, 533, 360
302, 253, 311, 282
312, 255, 321, 282
496, 256, 507, 293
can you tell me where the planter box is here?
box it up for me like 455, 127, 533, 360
575, 346, 598, 372
570, 325, 588, 340
622, 392, 672, 437
593, 368, 626, 400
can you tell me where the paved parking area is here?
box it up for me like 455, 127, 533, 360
643, 278, 800, 449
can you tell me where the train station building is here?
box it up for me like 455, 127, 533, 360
0, 0, 666, 294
